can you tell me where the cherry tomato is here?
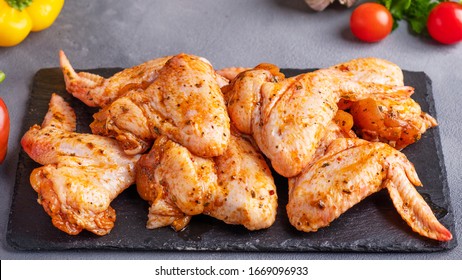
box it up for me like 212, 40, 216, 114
0, 97, 10, 164
350, 3, 393, 43
427, 2, 462, 45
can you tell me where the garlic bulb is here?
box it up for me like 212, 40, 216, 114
338, 0, 356, 8
304, 0, 356, 12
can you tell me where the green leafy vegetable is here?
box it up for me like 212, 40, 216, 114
381, 0, 411, 29
407, 0, 442, 34
377, 0, 446, 34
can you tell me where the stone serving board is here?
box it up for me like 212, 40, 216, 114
6, 68, 457, 252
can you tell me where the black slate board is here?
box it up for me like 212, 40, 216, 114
7, 68, 457, 252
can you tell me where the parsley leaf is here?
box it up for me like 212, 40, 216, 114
406, 0, 442, 34
377, 0, 445, 35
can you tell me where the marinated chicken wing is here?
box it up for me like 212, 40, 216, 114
287, 138, 452, 241
136, 134, 277, 231
60, 51, 229, 108
332, 58, 436, 149
225, 58, 435, 177
136, 136, 216, 231
90, 53, 230, 157
210, 132, 277, 230
60, 50, 172, 107
21, 94, 140, 235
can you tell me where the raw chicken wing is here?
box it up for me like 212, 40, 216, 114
226, 58, 435, 177
287, 138, 452, 241
60, 51, 229, 108
333, 58, 437, 149
60, 50, 172, 107
210, 132, 277, 230
136, 134, 277, 231
91, 53, 231, 157
21, 94, 140, 235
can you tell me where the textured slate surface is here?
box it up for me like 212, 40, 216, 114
6, 68, 457, 252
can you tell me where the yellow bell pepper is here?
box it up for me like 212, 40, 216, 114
0, 0, 64, 47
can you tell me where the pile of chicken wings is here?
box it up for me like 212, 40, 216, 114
20, 52, 451, 242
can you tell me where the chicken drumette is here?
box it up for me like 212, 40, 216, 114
136, 133, 277, 231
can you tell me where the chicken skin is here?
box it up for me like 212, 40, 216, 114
90, 53, 231, 157
21, 94, 140, 235
60, 50, 172, 108
225, 58, 436, 177
287, 138, 452, 241
60, 51, 229, 108
331, 58, 437, 149
211, 132, 277, 230
136, 136, 216, 231
136, 134, 277, 231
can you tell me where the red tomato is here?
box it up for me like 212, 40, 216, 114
0, 98, 10, 164
427, 2, 462, 45
350, 3, 393, 43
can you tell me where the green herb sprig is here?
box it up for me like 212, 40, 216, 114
377, 0, 446, 35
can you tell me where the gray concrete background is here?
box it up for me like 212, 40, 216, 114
0, 0, 460, 259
